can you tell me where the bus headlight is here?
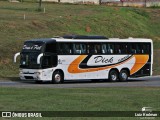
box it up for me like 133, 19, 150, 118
19, 70, 23, 74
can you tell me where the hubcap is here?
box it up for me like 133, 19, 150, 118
55, 74, 61, 82
111, 74, 117, 81
122, 73, 127, 80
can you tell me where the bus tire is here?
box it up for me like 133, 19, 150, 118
109, 70, 118, 82
119, 70, 128, 82
52, 71, 64, 84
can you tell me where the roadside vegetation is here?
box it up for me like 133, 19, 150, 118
0, 87, 160, 120
0, 1, 160, 77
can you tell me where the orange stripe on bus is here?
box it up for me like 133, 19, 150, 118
130, 55, 149, 75
68, 55, 134, 74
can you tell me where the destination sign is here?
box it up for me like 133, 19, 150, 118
23, 45, 42, 51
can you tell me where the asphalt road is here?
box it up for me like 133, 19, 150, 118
0, 76, 160, 88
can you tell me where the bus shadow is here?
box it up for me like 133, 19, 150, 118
5, 77, 148, 84
63, 79, 148, 84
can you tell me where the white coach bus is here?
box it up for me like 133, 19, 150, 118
14, 35, 153, 83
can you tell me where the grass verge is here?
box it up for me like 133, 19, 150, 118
0, 87, 160, 120
0, 87, 159, 111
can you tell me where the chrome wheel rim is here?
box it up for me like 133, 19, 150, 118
121, 73, 127, 80
55, 74, 61, 82
111, 74, 117, 81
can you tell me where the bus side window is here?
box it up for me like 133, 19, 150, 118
42, 56, 51, 68
141, 44, 145, 54
58, 43, 72, 55
57, 43, 63, 54
88, 44, 95, 54
142, 43, 150, 54
87, 44, 89, 54
102, 44, 107, 54
125, 44, 130, 54
80, 44, 87, 54
120, 43, 128, 54
140, 45, 143, 53
131, 44, 136, 54
108, 43, 114, 54
115, 44, 121, 54
94, 44, 101, 54
64, 43, 72, 54
136, 44, 142, 54
73, 43, 81, 54
42, 55, 57, 68
147, 44, 150, 54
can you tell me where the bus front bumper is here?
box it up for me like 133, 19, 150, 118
19, 71, 42, 81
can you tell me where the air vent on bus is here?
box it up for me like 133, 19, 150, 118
62, 35, 108, 39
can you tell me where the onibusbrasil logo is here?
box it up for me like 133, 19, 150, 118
1, 112, 42, 118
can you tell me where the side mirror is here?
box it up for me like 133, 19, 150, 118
14, 52, 20, 63
37, 53, 43, 64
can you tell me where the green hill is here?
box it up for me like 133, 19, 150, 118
0, 1, 160, 77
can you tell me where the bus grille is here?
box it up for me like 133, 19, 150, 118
24, 76, 34, 79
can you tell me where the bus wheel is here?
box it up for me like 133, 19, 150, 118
109, 70, 118, 82
52, 71, 64, 84
119, 70, 128, 82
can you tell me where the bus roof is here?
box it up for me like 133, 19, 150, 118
53, 37, 152, 43
62, 35, 108, 39
24, 38, 56, 43
25, 36, 152, 43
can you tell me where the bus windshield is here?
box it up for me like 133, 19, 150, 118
20, 52, 41, 69
20, 41, 57, 69
20, 42, 44, 69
